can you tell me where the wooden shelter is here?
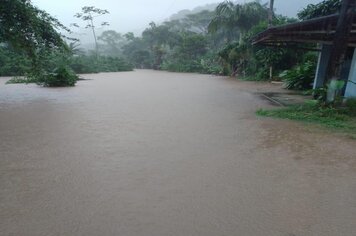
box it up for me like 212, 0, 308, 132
252, 14, 356, 98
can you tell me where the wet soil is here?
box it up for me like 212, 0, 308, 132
0, 70, 355, 236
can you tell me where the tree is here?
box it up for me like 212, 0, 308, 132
208, 1, 271, 76
141, 22, 182, 68
298, 0, 341, 20
122, 36, 153, 68
74, 6, 110, 57
0, 44, 31, 76
124, 32, 136, 41
0, 0, 68, 59
183, 10, 215, 34
179, 33, 207, 59
208, 1, 268, 43
0, 0, 80, 87
98, 30, 126, 57
208, 1, 239, 43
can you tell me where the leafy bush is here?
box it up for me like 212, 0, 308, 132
200, 53, 223, 74
36, 65, 78, 87
344, 98, 356, 116
255, 67, 270, 81
0, 46, 31, 76
280, 61, 316, 90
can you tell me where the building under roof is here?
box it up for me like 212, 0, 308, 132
252, 13, 356, 98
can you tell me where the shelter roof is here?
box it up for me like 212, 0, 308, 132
252, 14, 356, 47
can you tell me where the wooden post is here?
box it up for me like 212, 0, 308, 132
268, 0, 274, 80
324, 0, 355, 87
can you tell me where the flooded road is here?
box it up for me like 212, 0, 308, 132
0, 70, 355, 236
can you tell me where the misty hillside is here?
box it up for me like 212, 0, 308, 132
169, 3, 219, 21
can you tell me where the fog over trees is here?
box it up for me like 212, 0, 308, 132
31, 0, 321, 43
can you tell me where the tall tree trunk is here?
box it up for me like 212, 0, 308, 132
89, 14, 98, 58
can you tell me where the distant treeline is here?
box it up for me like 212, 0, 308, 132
1, 0, 340, 89
105, 1, 319, 82
0, 44, 133, 77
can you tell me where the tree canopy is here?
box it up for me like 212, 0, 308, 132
0, 0, 68, 56
298, 0, 341, 20
73, 6, 110, 57
208, 1, 268, 42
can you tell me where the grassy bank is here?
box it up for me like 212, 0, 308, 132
257, 100, 356, 137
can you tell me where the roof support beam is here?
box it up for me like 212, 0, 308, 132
324, 0, 355, 90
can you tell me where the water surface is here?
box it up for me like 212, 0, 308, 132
1, 70, 355, 236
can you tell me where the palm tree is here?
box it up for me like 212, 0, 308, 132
208, 1, 239, 43
208, 1, 268, 43
68, 42, 84, 56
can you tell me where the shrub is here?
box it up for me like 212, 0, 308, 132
280, 61, 316, 90
36, 65, 78, 87
200, 53, 223, 74
344, 98, 356, 116
255, 67, 270, 81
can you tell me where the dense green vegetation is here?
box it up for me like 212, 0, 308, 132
0, 0, 75, 86
115, 0, 319, 84
0, 0, 344, 90
280, 60, 317, 90
298, 0, 341, 20
0, 1, 132, 86
0, 0, 67, 56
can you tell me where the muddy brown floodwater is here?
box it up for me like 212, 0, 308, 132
0, 70, 355, 236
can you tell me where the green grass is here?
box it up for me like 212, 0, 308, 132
257, 100, 356, 135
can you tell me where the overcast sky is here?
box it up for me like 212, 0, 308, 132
32, 0, 321, 39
